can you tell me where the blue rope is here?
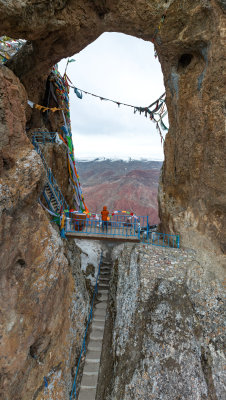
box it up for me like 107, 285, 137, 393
70, 252, 103, 400
44, 376, 48, 388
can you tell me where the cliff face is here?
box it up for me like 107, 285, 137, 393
158, 1, 226, 265
0, 0, 225, 262
100, 243, 225, 400
0, 0, 226, 399
0, 66, 89, 400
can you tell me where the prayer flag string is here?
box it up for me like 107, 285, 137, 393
27, 100, 63, 112
68, 79, 168, 140
0, 36, 26, 64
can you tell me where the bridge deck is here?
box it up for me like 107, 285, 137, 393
66, 231, 140, 242
65, 221, 140, 242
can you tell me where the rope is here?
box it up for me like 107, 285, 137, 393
68, 78, 168, 140
70, 81, 165, 112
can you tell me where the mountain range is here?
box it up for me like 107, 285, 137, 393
76, 159, 162, 223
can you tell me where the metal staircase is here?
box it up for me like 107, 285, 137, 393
43, 182, 62, 213
32, 134, 69, 213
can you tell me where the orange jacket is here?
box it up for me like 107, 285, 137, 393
101, 206, 109, 221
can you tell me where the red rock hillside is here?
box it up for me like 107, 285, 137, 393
76, 159, 162, 223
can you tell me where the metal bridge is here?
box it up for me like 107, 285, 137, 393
32, 132, 180, 248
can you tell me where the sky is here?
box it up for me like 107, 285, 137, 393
58, 32, 166, 161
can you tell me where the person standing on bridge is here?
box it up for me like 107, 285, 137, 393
101, 206, 109, 233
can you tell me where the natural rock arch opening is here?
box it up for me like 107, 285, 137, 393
1, 0, 225, 259
58, 32, 166, 160
56, 32, 165, 221
0, 2, 225, 399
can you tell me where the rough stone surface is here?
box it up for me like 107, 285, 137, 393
104, 243, 225, 400
0, 1, 226, 398
0, 0, 225, 263
158, 0, 226, 265
0, 66, 89, 400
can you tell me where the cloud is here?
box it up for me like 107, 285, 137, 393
59, 32, 166, 160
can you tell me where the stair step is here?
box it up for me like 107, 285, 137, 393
85, 357, 101, 363
93, 316, 106, 323
100, 272, 111, 276
98, 290, 108, 295
90, 325, 105, 335
83, 361, 100, 373
98, 289, 109, 294
94, 309, 106, 317
88, 338, 103, 348
80, 373, 99, 387
81, 385, 97, 390
97, 294, 108, 301
83, 371, 99, 376
78, 388, 96, 400
89, 346, 102, 352
86, 349, 101, 358
99, 277, 110, 282
95, 302, 107, 309
90, 333, 104, 341
92, 322, 105, 330
99, 282, 109, 287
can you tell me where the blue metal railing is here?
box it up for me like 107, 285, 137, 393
32, 135, 69, 211
110, 213, 147, 228
70, 252, 103, 400
32, 132, 57, 144
65, 216, 140, 240
142, 231, 180, 248
43, 183, 61, 213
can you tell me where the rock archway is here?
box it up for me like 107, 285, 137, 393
0, 1, 225, 399
1, 0, 225, 262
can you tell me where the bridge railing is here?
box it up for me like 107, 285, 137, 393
32, 135, 69, 211
110, 213, 147, 227
65, 216, 140, 239
142, 231, 180, 248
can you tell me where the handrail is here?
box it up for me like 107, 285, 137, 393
142, 231, 180, 248
65, 217, 140, 239
32, 132, 57, 144
32, 135, 69, 210
70, 252, 103, 400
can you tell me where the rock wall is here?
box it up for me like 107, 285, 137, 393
158, 0, 226, 263
0, 65, 90, 400
0, 0, 225, 398
102, 243, 225, 400
0, 0, 225, 261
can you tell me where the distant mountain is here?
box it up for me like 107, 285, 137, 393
76, 159, 162, 223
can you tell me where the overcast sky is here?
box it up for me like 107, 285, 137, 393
58, 32, 166, 161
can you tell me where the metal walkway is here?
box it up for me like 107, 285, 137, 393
66, 231, 140, 242
32, 133, 179, 248
65, 219, 140, 242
